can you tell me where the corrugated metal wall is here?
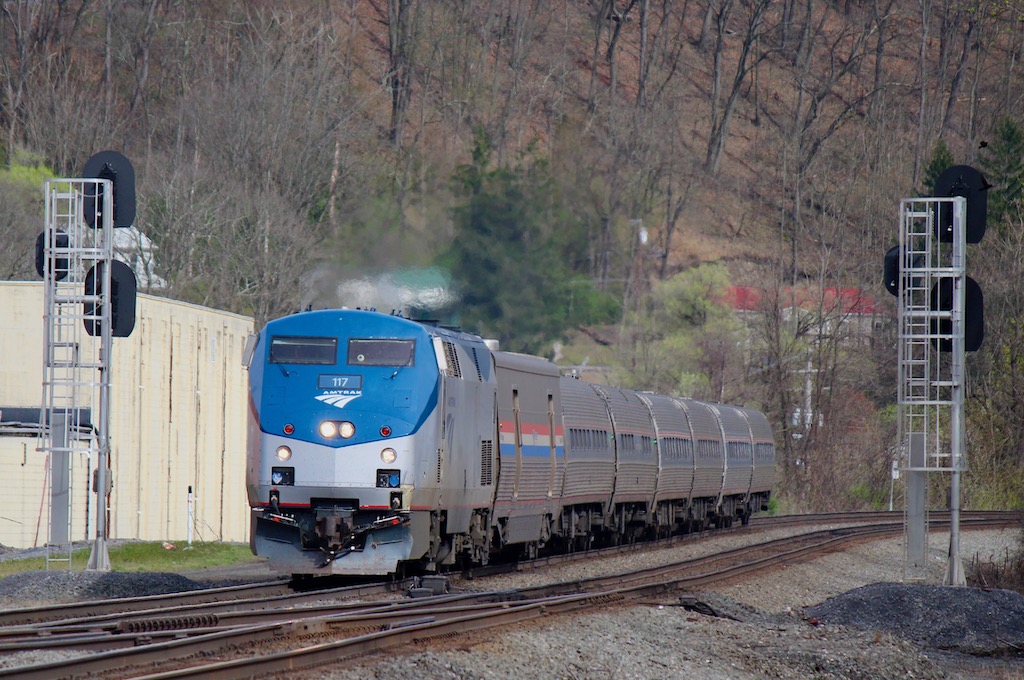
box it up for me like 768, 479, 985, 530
0, 282, 253, 548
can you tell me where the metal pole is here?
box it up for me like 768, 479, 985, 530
945, 316, 965, 586
86, 340, 111, 571
86, 181, 113, 572
944, 197, 966, 587
946, 469, 964, 585
85, 315, 112, 569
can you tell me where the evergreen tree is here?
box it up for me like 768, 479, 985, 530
979, 117, 1024, 226
921, 140, 955, 195
441, 133, 604, 354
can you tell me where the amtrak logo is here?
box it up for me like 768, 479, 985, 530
316, 393, 361, 409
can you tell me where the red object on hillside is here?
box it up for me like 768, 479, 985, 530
722, 286, 884, 316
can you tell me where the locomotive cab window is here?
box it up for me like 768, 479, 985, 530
269, 336, 338, 365
348, 339, 416, 367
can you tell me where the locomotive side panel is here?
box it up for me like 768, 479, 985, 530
432, 336, 499, 535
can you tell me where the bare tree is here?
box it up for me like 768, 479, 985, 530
121, 5, 370, 322
0, 1, 87, 169
490, 0, 548, 164
126, 0, 163, 130
937, 3, 972, 132
604, 0, 638, 103
585, 0, 614, 112
970, 210, 1024, 466
866, 0, 896, 123
703, 0, 773, 175
387, 0, 419, 145
912, 0, 930, 187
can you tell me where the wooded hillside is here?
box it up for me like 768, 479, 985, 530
3, 0, 1023, 513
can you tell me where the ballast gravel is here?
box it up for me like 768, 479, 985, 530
311, 529, 1024, 680
0, 569, 214, 605
0, 529, 1020, 678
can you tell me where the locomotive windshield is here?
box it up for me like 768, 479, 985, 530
269, 336, 338, 365
347, 339, 416, 367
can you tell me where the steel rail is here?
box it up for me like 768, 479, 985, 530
0, 576, 416, 635
0, 579, 289, 628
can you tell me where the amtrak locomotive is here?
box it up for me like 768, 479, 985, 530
245, 309, 775, 576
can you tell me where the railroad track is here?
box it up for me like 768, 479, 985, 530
748, 509, 1018, 528
0, 579, 290, 628
0, 509, 905, 629
0, 511, 1016, 679
0, 508, 986, 628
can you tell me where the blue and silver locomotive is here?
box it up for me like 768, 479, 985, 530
245, 309, 774, 576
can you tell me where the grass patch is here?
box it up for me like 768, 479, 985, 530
0, 542, 260, 578
108, 542, 258, 572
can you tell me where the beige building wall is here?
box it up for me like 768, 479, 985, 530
0, 282, 254, 548
0, 436, 92, 549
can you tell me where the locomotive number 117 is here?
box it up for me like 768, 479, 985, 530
317, 374, 363, 390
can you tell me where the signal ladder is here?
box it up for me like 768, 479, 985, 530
38, 179, 115, 570
896, 196, 966, 583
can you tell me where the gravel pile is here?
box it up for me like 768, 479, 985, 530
0, 570, 212, 606
805, 582, 1024, 655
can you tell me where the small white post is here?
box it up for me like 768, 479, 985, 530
889, 459, 899, 512
187, 485, 194, 547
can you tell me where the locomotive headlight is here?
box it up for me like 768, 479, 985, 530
275, 446, 292, 461
380, 447, 397, 464
318, 420, 355, 439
